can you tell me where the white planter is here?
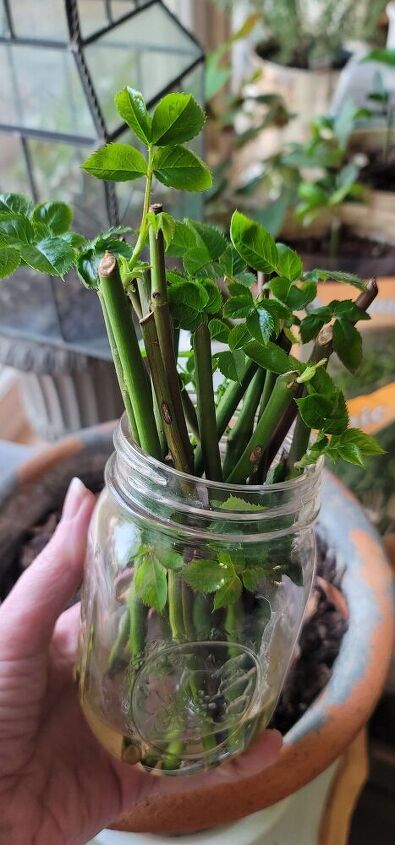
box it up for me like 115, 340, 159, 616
249, 48, 340, 142
92, 761, 338, 845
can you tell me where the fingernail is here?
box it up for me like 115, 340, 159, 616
62, 477, 87, 521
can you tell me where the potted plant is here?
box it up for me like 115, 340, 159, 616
0, 88, 387, 781
212, 0, 387, 139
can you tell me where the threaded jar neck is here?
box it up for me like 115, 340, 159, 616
107, 414, 323, 542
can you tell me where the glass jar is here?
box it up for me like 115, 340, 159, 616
78, 415, 323, 775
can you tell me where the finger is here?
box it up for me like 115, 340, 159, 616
0, 479, 95, 661
52, 603, 81, 666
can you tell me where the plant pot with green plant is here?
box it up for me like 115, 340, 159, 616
212, 0, 388, 140
0, 88, 386, 778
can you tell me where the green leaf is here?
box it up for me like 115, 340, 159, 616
182, 559, 224, 592
245, 340, 300, 375
147, 210, 175, 250
230, 210, 279, 274
297, 390, 348, 435
302, 268, 366, 292
115, 87, 152, 145
166, 219, 196, 257
220, 495, 263, 512
168, 280, 209, 330
247, 308, 274, 344
228, 280, 253, 298
32, 201, 73, 234
299, 307, 332, 343
228, 323, 250, 350
20, 237, 75, 276
223, 294, 253, 319
201, 278, 222, 313
0, 193, 33, 216
331, 300, 370, 322
219, 244, 247, 278
214, 573, 242, 609
333, 319, 362, 373
242, 567, 266, 592
135, 552, 167, 612
151, 93, 206, 146
0, 213, 35, 247
0, 247, 21, 279
161, 549, 184, 570
154, 146, 212, 192
209, 318, 230, 343
257, 298, 290, 334
286, 281, 317, 310
187, 220, 227, 262
215, 349, 247, 383
276, 242, 303, 281
269, 276, 291, 301
361, 48, 395, 67
82, 143, 147, 182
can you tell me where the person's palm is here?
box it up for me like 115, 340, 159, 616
0, 480, 281, 845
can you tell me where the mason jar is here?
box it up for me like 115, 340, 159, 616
78, 415, 323, 776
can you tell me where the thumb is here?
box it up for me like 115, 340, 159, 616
0, 478, 95, 661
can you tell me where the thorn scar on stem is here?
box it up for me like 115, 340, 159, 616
250, 445, 263, 466
161, 402, 172, 425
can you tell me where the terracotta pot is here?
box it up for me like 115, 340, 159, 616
0, 427, 392, 835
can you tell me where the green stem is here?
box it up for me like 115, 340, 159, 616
126, 280, 142, 319
181, 384, 200, 442
168, 571, 184, 640
129, 146, 155, 271
258, 370, 276, 418
287, 415, 311, 475
149, 206, 194, 472
140, 312, 193, 473
223, 369, 266, 478
137, 270, 151, 317
227, 372, 299, 484
98, 253, 160, 456
194, 322, 223, 481
194, 361, 257, 476
98, 292, 140, 444
128, 579, 148, 669
108, 609, 130, 676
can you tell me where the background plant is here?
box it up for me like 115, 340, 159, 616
212, 0, 388, 67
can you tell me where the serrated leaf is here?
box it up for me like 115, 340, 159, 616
168, 280, 209, 330
147, 210, 175, 250
230, 210, 279, 274
247, 308, 274, 344
245, 340, 300, 374
269, 276, 291, 301
32, 201, 73, 234
209, 318, 229, 343
151, 93, 206, 146
331, 300, 370, 322
286, 281, 317, 310
0, 247, 20, 279
154, 146, 212, 192
333, 319, 362, 373
187, 220, 227, 262
297, 389, 348, 435
228, 280, 253, 298
223, 294, 253, 319
135, 553, 167, 612
161, 549, 184, 570
302, 268, 366, 291
219, 244, 247, 278
242, 567, 265, 592
166, 220, 196, 257
276, 242, 303, 281
0, 213, 35, 247
228, 323, 250, 350
215, 349, 246, 383
182, 559, 224, 592
115, 87, 152, 145
82, 143, 147, 182
20, 237, 75, 276
214, 573, 242, 609
0, 193, 33, 216
221, 495, 263, 512
299, 307, 332, 343
201, 278, 222, 313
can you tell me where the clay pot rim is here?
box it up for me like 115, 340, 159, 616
1, 427, 393, 834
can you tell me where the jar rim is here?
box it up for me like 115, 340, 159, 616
116, 413, 323, 494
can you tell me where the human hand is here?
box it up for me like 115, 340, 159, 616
0, 478, 282, 845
